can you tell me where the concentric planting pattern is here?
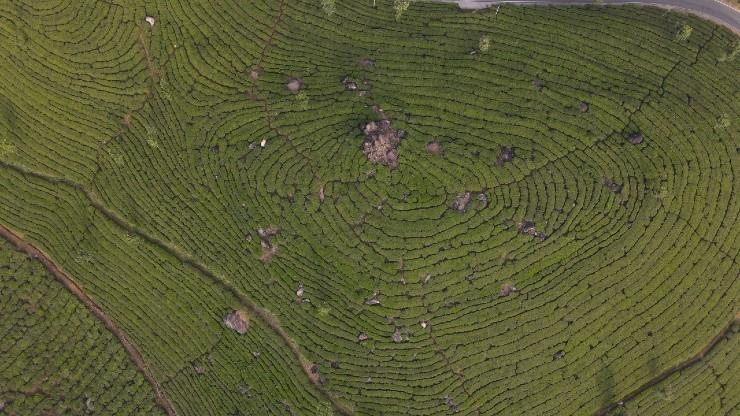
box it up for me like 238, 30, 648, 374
0, 1, 738, 415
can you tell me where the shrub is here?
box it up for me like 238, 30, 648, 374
675, 24, 693, 41
321, 0, 336, 16
394, 0, 410, 21
479, 35, 491, 52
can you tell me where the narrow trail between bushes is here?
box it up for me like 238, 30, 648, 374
594, 312, 739, 415
0, 224, 177, 416
0, 160, 353, 416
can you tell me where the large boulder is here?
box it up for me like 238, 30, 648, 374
224, 309, 249, 335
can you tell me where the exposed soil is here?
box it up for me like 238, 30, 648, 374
426, 141, 443, 155
360, 109, 405, 169
498, 283, 517, 298
223, 309, 250, 334
603, 177, 622, 194
496, 146, 514, 166
358, 58, 375, 68
452, 192, 472, 212
286, 77, 303, 93
0, 224, 177, 416
594, 313, 740, 415
257, 226, 279, 263
341, 76, 358, 91
627, 132, 643, 145
517, 220, 546, 240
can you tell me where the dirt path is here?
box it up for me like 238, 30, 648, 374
0, 160, 353, 415
0, 224, 177, 416
594, 312, 740, 415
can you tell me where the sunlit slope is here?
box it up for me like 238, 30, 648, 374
0, 1, 737, 415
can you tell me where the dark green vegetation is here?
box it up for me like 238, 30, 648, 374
0, 0, 738, 415
0, 240, 164, 415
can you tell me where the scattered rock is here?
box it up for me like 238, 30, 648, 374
121, 113, 132, 129
249, 67, 260, 81
627, 132, 643, 145
252, 351, 261, 358
452, 192, 471, 212
420, 320, 429, 329
224, 309, 250, 334
603, 177, 622, 194
145, 16, 155, 27
257, 227, 278, 240
477, 192, 488, 208
365, 292, 381, 305
296, 283, 304, 298
553, 350, 565, 360
443, 396, 459, 413
341, 75, 358, 91
498, 283, 518, 298
516, 220, 546, 240
426, 141, 443, 155
286, 77, 303, 93
260, 241, 278, 263
257, 227, 279, 262
360, 112, 404, 169
532, 78, 544, 92
421, 274, 432, 285
260, 138, 267, 148
357, 333, 369, 342
579, 101, 589, 113
496, 146, 514, 166
392, 327, 403, 343
359, 58, 375, 68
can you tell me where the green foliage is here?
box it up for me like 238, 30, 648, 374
0, 241, 164, 415
675, 24, 693, 41
295, 90, 310, 110
0, 2, 738, 416
479, 35, 491, 52
394, 0, 411, 21
718, 40, 740, 62
0, 138, 15, 159
321, 0, 336, 16
714, 113, 731, 129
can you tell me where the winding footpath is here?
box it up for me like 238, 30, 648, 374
439, 0, 740, 34
0, 224, 177, 416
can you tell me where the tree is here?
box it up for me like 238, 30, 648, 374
394, 0, 410, 21
675, 24, 693, 42
321, 0, 336, 16
718, 40, 740, 62
479, 35, 491, 52
0, 138, 15, 159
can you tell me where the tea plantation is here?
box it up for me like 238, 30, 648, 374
0, 0, 738, 415
0, 240, 165, 415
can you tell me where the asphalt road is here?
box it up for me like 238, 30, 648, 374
436, 0, 740, 34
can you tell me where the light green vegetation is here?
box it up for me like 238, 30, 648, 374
0, 241, 164, 415
0, 0, 738, 415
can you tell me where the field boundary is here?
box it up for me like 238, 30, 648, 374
0, 224, 178, 416
594, 312, 740, 415
0, 160, 354, 416
432, 0, 740, 35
